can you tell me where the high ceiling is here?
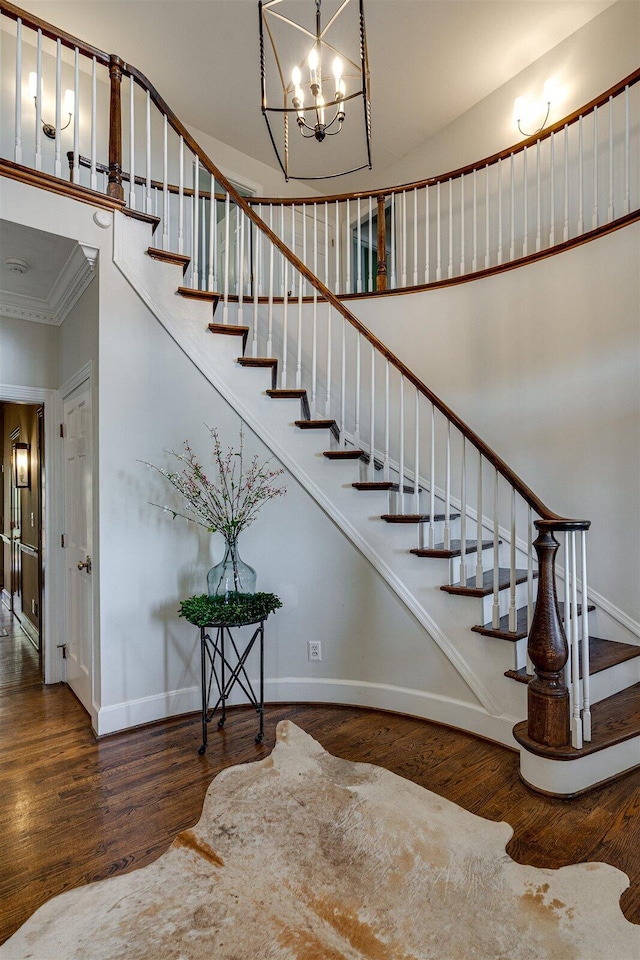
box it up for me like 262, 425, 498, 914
18, 0, 615, 184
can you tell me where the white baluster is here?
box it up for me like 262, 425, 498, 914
71, 48, 79, 182
570, 532, 583, 749
492, 470, 500, 629
581, 532, 592, 740
459, 174, 465, 276
340, 322, 346, 442
448, 179, 454, 278
162, 115, 169, 250
14, 18, 22, 165
370, 345, 376, 481
425, 184, 431, 283
472, 171, 478, 273
279, 205, 285, 297
295, 283, 303, 390
413, 187, 419, 286
592, 105, 599, 229
444, 421, 451, 550
484, 165, 490, 269
335, 199, 341, 294
302, 204, 308, 296
346, 198, 351, 294
34, 30, 42, 172
608, 95, 614, 222
290, 204, 296, 296
413, 388, 420, 514
177, 137, 184, 255
145, 91, 152, 212
563, 124, 569, 242
311, 293, 317, 417
54, 38, 62, 178
192, 158, 199, 289
401, 190, 407, 287
578, 115, 584, 234
509, 487, 516, 632
624, 86, 630, 215
523, 146, 529, 256
509, 153, 515, 260
208, 179, 215, 292
497, 158, 503, 265
128, 74, 135, 207
429, 404, 436, 548
384, 361, 390, 479
252, 219, 259, 358
224, 192, 231, 325
399, 375, 405, 514
549, 132, 555, 247
357, 197, 363, 293
535, 139, 542, 252
436, 182, 442, 280
390, 193, 397, 288
325, 302, 332, 417
238, 210, 245, 324
563, 533, 572, 702
354, 333, 361, 444
476, 452, 483, 588
368, 196, 374, 292
459, 438, 467, 584
314, 203, 319, 286
90, 56, 97, 188
266, 204, 273, 351
324, 201, 329, 288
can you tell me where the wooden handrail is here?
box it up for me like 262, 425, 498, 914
1, 1, 110, 65
1, 0, 590, 528
244, 67, 640, 205
119, 68, 586, 526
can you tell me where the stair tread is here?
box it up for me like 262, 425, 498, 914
178, 286, 221, 301
295, 419, 337, 428
208, 323, 249, 336
442, 567, 535, 597
147, 247, 190, 272
122, 207, 160, 231
382, 513, 460, 524
473, 601, 596, 641
352, 481, 422, 493
411, 539, 495, 559
237, 357, 277, 365
513, 683, 640, 760
323, 450, 365, 459
506, 636, 640, 684
267, 389, 307, 398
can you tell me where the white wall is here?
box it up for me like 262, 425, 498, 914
0, 313, 59, 388
58, 269, 99, 387
353, 222, 640, 630
337, 1, 640, 194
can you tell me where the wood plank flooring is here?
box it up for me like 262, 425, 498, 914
1, 605, 638, 947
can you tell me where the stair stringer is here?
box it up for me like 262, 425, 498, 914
114, 214, 531, 743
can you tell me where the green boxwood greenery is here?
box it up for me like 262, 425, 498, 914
179, 592, 282, 627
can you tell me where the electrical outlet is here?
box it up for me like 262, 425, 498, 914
308, 640, 322, 661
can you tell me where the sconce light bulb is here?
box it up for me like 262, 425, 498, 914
28, 71, 38, 100
63, 89, 75, 116
542, 78, 557, 105
513, 96, 527, 124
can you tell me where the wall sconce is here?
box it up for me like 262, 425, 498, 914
28, 72, 74, 140
513, 79, 557, 138
13, 442, 30, 489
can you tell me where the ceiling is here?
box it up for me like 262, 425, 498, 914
18, 0, 615, 185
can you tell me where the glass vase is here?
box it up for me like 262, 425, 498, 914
207, 538, 257, 600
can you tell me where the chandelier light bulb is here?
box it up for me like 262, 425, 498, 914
317, 94, 325, 125
332, 57, 343, 82
292, 65, 302, 87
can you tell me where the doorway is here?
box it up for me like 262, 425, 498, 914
0, 402, 44, 675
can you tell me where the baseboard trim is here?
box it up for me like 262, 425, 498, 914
95, 676, 519, 746
1, 589, 11, 610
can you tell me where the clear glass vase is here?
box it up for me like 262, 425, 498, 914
207, 538, 257, 600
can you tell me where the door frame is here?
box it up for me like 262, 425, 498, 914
0, 381, 64, 684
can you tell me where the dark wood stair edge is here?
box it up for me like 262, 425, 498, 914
506, 636, 640, 683
382, 513, 460, 524
441, 568, 535, 597
237, 357, 278, 390
295, 420, 340, 442
147, 247, 191, 274
122, 207, 160, 232
208, 323, 249, 352
178, 286, 221, 303
513, 684, 640, 760
472, 602, 596, 642
267, 389, 310, 420
323, 449, 365, 459
411, 540, 495, 559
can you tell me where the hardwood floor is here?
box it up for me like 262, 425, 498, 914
1, 604, 638, 947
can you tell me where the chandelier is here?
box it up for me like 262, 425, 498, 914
259, 0, 372, 181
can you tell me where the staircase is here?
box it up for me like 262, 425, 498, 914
114, 206, 640, 798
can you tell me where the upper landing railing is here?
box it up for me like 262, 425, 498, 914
0, 1, 629, 754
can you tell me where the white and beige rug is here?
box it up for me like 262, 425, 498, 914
1, 721, 637, 960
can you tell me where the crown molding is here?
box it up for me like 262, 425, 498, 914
0, 242, 98, 326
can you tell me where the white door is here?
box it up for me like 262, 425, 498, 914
63, 381, 93, 713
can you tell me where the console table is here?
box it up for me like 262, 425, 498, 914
179, 593, 282, 755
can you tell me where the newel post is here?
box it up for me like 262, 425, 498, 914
376, 194, 387, 291
107, 55, 124, 201
526, 521, 570, 747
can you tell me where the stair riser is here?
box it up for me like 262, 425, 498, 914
588, 657, 640, 705
448, 547, 497, 586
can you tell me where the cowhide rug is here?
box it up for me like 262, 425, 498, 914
1, 721, 637, 960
